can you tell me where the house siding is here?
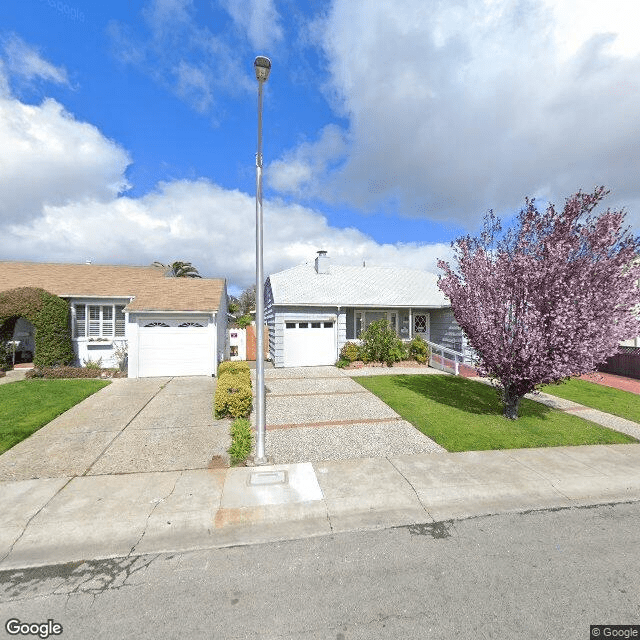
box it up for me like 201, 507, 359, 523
430, 308, 465, 352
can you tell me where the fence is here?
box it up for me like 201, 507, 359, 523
597, 346, 640, 380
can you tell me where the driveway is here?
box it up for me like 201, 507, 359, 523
0, 376, 229, 482
255, 365, 445, 463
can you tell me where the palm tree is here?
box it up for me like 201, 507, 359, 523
152, 261, 202, 278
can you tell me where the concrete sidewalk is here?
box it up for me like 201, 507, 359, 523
1, 367, 639, 570
1, 444, 639, 569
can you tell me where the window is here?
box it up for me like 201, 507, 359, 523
311, 322, 321, 328
414, 314, 428, 334
179, 322, 203, 327
298, 323, 309, 328
323, 322, 334, 328
74, 304, 126, 338
144, 322, 169, 327
285, 322, 296, 329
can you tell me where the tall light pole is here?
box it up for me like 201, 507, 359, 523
253, 55, 271, 465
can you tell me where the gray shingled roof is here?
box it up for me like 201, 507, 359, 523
268, 262, 449, 307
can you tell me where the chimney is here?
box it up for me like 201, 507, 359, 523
315, 250, 329, 274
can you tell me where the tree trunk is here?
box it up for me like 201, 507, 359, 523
502, 388, 522, 420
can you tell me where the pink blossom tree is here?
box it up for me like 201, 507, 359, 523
438, 187, 640, 419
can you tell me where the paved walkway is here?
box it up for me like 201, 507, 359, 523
0, 366, 639, 570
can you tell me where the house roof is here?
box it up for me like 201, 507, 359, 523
267, 261, 449, 307
0, 261, 225, 313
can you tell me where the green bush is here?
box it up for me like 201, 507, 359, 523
339, 341, 361, 362
359, 319, 406, 366
335, 358, 350, 369
26, 366, 120, 379
228, 418, 253, 465
236, 315, 253, 329
83, 357, 104, 370
408, 335, 430, 364
215, 367, 253, 418
217, 360, 250, 376
0, 342, 11, 372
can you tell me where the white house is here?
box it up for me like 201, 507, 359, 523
264, 251, 466, 368
0, 261, 228, 377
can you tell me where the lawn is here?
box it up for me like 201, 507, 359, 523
353, 374, 637, 452
539, 378, 640, 423
0, 379, 110, 454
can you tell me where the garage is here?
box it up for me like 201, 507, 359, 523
283, 320, 336, 367
137, 320, 214, 377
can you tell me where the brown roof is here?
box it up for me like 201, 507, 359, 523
0, 261, 225, 313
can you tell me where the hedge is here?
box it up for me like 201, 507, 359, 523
214, 364, 253, 418
0, 287, 74, 369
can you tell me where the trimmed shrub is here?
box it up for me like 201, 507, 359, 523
335, 358, 350, 369
215, 366, 253, 418
359, 319, 406, 366
0, 341, 11, 372
217, 361, 250, 376
26, 366, 120, 379
408, 335, 430, 364
236, 315, 252, 329
0, 287, 74, 368
339, 341, 361, 362
228, 418, 253, 465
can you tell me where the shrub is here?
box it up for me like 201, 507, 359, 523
339, 341, 361, 362
236, 315, 252, 329
0, 341, 11, 372
218, 361, 250, 376
228, 418, 253, 465
26, 366, 119, 379
335, 358, 350, 369
214, 366, 253, 418
408, 335, 430, 364
83, 357, 103, 370
359, 319, 406, 366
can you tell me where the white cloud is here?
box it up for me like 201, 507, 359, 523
0, 96, 131, 222
221, 0, 283, 50
1, 178, 453, 290
108, 0, 254, 115
1, 34, 70, 87
275, 0, 640, 229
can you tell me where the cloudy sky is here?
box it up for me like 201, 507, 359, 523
2, 0, 639, 294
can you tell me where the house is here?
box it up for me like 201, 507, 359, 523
264, 251, 466, 367
0, 261, 228, 377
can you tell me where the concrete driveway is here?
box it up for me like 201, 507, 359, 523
256, 365, 446, 463
0, 376, 229, 482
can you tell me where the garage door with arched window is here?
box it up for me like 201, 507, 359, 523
137, 318, 213, 376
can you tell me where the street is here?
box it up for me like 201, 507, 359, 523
1, 502, 638, 640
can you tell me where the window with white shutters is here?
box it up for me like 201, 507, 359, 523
74, 304, 126, 338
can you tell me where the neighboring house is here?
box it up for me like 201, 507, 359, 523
0, 261, 228, 377
264, 251, 466, 368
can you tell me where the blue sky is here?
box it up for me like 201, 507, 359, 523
1, 0, 639, 294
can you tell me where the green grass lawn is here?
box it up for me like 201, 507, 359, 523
0, 379, 110, 454
353, 374, 637, 452
539, 378, 640, 423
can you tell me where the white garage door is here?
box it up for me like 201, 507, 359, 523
283, 320, 336, 367
138, 321, 213, 377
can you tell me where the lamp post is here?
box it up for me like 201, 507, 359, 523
253, 55, 271, 465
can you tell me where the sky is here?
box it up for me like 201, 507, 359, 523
1, 0, 639, 295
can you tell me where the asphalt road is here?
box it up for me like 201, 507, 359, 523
1, 502, 639, 640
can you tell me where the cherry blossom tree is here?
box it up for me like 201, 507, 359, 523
438, 187, 640, 419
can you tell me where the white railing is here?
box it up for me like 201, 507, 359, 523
426, 341, 466, 375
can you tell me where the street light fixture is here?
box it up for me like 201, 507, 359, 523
253, 55, 271, 465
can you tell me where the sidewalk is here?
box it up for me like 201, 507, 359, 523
0, 367, 639, 570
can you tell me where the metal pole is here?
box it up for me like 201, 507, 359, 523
254, 77, 268, 464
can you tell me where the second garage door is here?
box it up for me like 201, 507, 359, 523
283, 320, 336, 367
138, 321, 214, 377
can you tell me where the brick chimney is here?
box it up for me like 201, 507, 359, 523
315, 250, 329, 274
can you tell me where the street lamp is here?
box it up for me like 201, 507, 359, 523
253, 55, 271, 465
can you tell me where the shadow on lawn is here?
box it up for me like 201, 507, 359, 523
389, 375, 553, 419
